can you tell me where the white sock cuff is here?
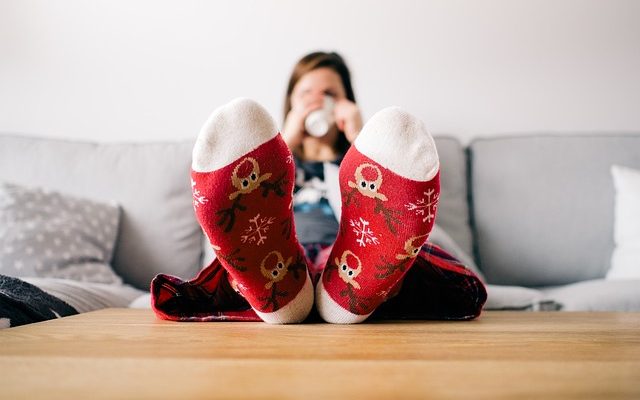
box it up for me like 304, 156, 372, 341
354, 107, 439, 182
255, 272, 314, 324
192, 98, 278, 172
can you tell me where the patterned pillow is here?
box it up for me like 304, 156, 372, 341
0, 182, 122, 284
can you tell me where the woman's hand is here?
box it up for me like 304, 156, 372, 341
333, 99, 363, 143
282, 100, 323, 149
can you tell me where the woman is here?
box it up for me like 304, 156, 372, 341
282, 51, 362, 159
150, 52, 486, 324
282, 52, 363, 255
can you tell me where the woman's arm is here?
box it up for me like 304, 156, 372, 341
281, 101, 323, 149
333, 99, 363, 143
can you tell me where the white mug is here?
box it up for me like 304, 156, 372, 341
304, 95, 335, 137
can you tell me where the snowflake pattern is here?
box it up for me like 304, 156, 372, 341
405, 189, 439, 223
241, 214, 276, 246
191, 179, 208, 209
350, 217, 380, 247
286, 155, 293, 164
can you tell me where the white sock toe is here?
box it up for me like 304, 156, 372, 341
354, 106, 439, 181
192, 98, 278, 172
315, 275, 372, 324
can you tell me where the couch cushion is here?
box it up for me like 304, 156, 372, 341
432, 137, 473, 258
484, 284, 559, 311
470, 134, 640, 286
540, 279, 640, 311
0, 134, 202, 289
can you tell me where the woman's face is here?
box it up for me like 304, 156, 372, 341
290, 67, 346, 110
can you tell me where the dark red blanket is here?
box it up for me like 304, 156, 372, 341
151, 243, 487, 322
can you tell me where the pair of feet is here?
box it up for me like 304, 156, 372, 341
191, 99, 440, 324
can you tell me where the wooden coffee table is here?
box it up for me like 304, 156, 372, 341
1, 309, 639, 399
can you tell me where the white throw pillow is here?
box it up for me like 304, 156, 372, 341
607, 165, 640, 280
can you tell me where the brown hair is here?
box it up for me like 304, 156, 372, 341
284, 51, 356, 155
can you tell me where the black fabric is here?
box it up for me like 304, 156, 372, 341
294, 158, 326, 187
293, 205, 340, 245
293, 153, 344, 192
293, 153, 345, 245
0, 274, 78, 328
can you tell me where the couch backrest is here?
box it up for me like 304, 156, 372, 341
470, 134, 640, 286
0, 134, 202, 289
0, 134, 473, 290
432, 137, 474, 258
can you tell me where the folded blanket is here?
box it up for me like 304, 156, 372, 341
21, 277, 146, 314
0, 274, 78, 328
151, 243, 487, 322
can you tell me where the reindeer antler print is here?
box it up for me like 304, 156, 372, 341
375, 256, 410, 279
258, 282, 289, 312
216, 195, 247, 232
287, 251, 307, 281
280, 216, 292, 240
229, 157, 272, 200
259, 171, 288, 198
373, 198, 401, 234
339, 282, 371, 315
376, 234, 429, 279
217, 248, 247, 272
396, 234, 429, 260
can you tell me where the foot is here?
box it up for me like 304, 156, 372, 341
316, 107, 440, 323
191, 98, 313, 324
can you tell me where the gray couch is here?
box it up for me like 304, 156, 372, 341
1, 133, 639, 312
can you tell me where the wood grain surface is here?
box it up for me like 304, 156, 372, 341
1, 309, 638, 399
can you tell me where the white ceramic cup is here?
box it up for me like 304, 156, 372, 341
304, 95, 335, 137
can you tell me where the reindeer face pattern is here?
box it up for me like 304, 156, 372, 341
335, 250, 362, 289
348, 163, 388, 201
396, 234, 429, 260
229, 157, 272, 200
260, 250, 292, 289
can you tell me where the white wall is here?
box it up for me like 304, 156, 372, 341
1, 0, 639, 143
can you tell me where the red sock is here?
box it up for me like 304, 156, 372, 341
191, 98, 313, 324
316, 107, 440, 323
